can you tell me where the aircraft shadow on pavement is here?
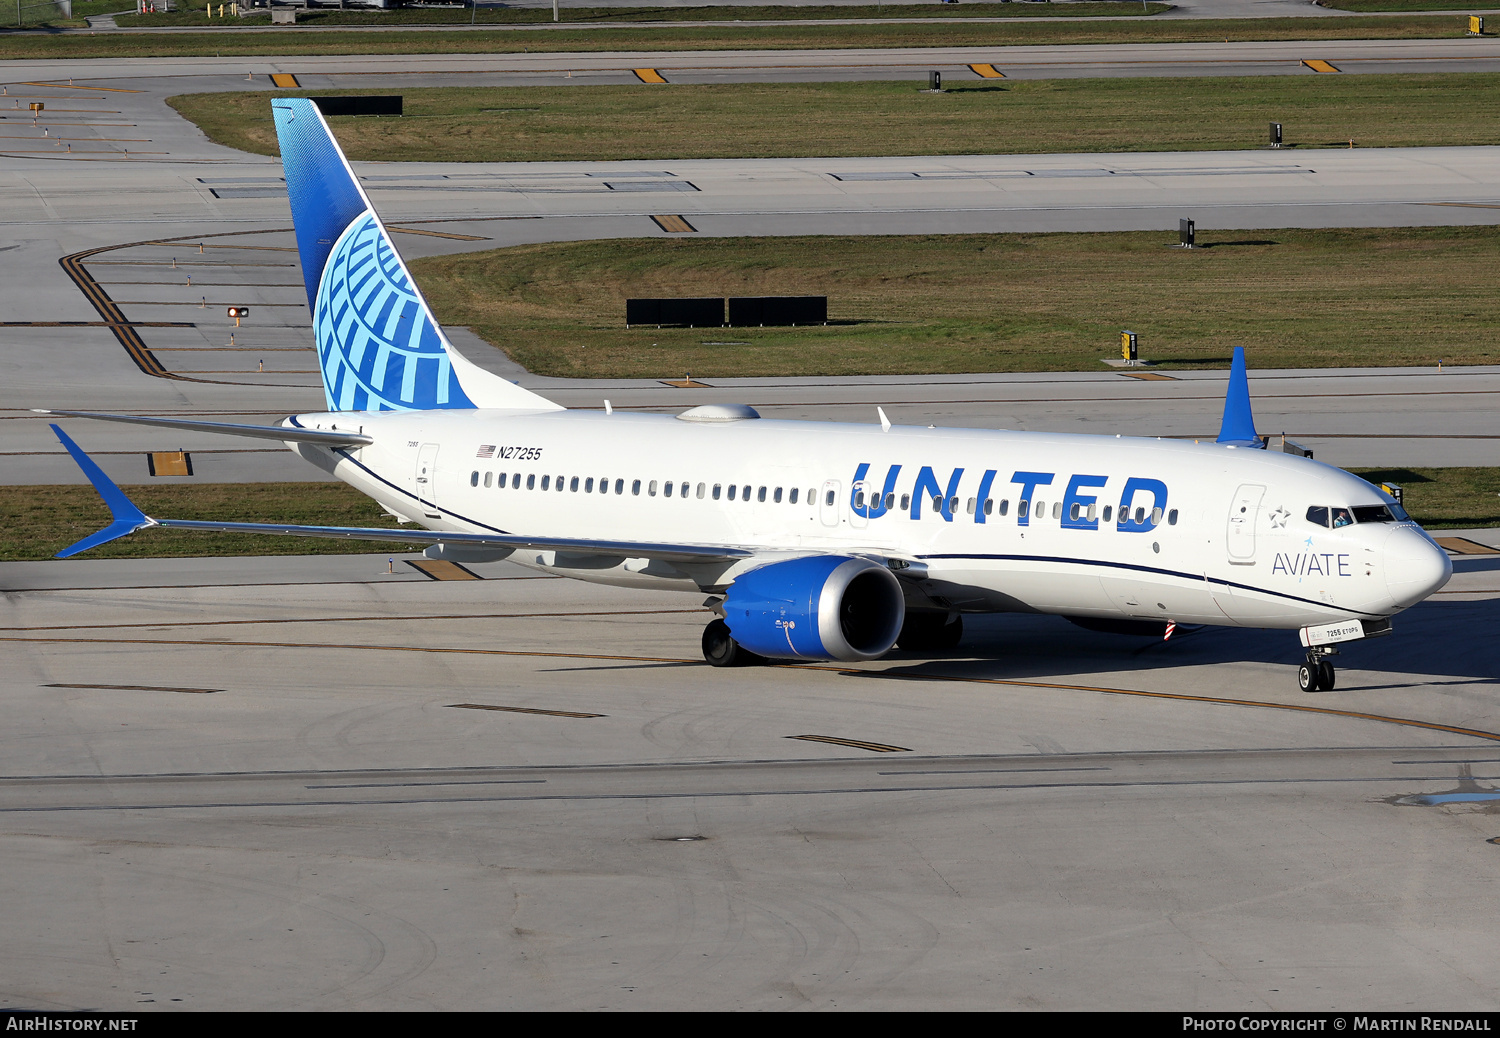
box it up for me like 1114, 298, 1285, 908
864, 595, 1500, 689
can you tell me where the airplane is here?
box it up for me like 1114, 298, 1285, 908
41, 97, 1452, 693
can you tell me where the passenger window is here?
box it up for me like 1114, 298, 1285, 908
950, 496, 960, 514
615, 478, 624, 495
789, 488, 799, 504
585, 477, 594, 493
513, 474, 522, 489
697, 482, 706, 499
826, 489, 836, 506
932, 495, 943, 513
774, 487, 783, 503
498, 472, 507, 488
526, 474, 536, 490
483, 472, 492, 488
1069, 502, 1080, 521
854, 490, 865, 508
900, 494, 910, 511
998, 499, 1009, 517
649, 480, 658, 497
966, 498, 976, 515
1168, 509, 1178, 526
1151, 507, 1162, 525
885, 493, 895, 510
663, 481, 673, 498
1102, 505, 1111, 523
1086, 503, 1096, 522
470, 471, 479, 487
597, 477, 607, 495
557, 476, 565, 492
570, 476, 580, 492
541, 475, 551, 491
679, 482, 689, 498
984, 499, 994, 516
1331, 507, 1353, 528
808, 488, 816, 505
713, 484, 722, 500
744, 485, 752, 502
1018, 499, 1029, 518
728, 485, 737, 501
1052, 502, 1062, 520
758, 486, 767, 503
1135, 506, 1145, 524
632, 479, 641, 496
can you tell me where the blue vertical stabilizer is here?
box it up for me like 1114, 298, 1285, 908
271, 99, 560, 414
1216, 346, 1263, 448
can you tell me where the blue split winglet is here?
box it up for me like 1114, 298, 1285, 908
1215, 346, 1262, 448
51, 424, 153, 557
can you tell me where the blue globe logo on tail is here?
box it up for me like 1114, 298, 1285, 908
315, 212, 474, 412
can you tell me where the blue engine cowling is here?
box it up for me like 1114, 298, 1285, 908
723, 555, 905, 662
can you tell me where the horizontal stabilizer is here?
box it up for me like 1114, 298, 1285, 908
38, 410, 372, 447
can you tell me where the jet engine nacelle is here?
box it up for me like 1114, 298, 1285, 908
723, 555, 905, 662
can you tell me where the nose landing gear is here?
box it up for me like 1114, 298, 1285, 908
1298, 647, 1338, 692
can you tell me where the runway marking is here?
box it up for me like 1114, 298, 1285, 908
968, 64, 1005, 79
1118, 372, 1178, 381
42, 682, 221, 694
385, 225, 489, 241
406, 559, 482, 581
1437, 537, 1500, 555
633, 68, 669, 84
1424, 202, 1500, 210
447, 703, 605, 718
789, 735, 911, 753
659, 379, 713, 388
269, 74, 301, 89
6, 635, 1500, 744
1302, 60, 1341, 74
18, 82, 142, 93
650, 214, 697, 233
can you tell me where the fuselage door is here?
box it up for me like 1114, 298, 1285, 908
819, 479, 841, 528
1226, 483, 1266, 563
416, 442, 441, 518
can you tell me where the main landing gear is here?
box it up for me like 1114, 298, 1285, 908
702, 618, 764, 668
1297, 647, 1338, 693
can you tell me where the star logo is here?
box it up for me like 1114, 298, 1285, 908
1269, 506, 1290, 529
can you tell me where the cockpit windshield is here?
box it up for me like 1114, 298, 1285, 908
1305, 503, 1409, 528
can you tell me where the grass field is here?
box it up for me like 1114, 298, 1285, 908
5, 467, 1494, 562
0, 482, 418, 562
169, 73, 1500, 162
409, 228, 1500, 379
115, 1, 1169, 27
0, 16, 1479, 59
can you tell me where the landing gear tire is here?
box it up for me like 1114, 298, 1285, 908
1298, 662, 1318, 693
702, 618, 763, 668
1298, 653, 1337, 692
1317, 659, 1336, 691
896, 612, 963, 652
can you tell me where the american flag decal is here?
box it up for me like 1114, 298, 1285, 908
476, 445, 496, 458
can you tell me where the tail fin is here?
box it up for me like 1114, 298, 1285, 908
272, 98, 560, 414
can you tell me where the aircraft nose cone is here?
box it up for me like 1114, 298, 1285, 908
1384, 526, 1452, 610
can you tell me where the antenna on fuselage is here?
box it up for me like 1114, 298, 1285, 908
1216, 346, 1264, 449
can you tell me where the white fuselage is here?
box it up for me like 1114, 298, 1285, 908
284, 408, 1452, 630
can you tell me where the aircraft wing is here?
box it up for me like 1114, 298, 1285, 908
49, 425, 749, 564
37, 409, 372, 447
